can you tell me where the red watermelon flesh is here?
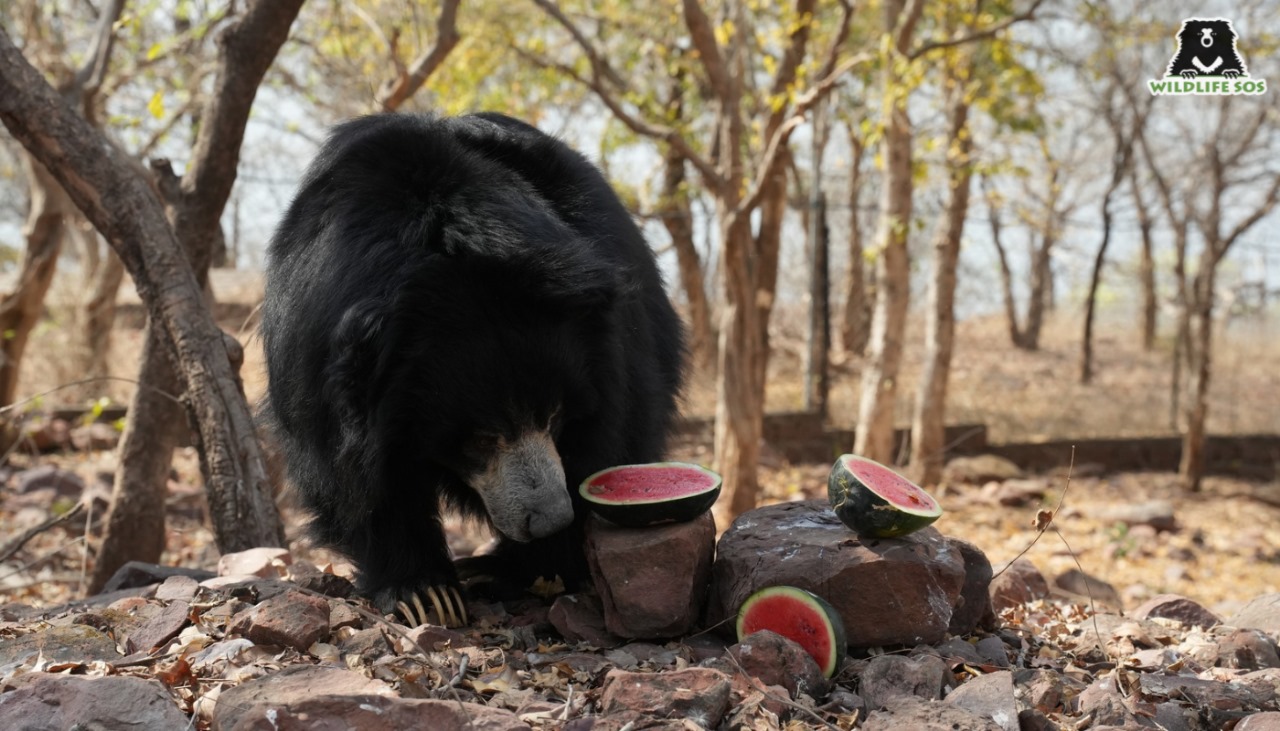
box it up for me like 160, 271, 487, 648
736, 586, 846, 677
579, 462, 721, 527
583, 463, 718, 503
844, 457, 939, 512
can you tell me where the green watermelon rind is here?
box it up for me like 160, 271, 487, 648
579, 462, 721, 528
828, 454, 943, 538
736, 585, 847, 678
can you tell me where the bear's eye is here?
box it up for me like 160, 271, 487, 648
463, 432, 501, 455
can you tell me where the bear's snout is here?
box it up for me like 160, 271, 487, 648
469, 429, 574, 542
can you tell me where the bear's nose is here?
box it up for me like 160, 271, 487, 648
1201, 28, 1213, 47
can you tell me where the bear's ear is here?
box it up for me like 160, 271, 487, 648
526, 249, 629, 313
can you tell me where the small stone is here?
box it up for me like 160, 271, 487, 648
19, 418, 71, 452
976, 636, 1010, 667
328, 601, 361, 631
1239, 712, 1280, 731
1131, 593, 1222, 629
101, 561, 214, 592
933, 637, 985, 666
155, 575, 200, 602
587, 511, 715, 639
217, 547, 292, 578
728, 630, 828, 700
0, 624, 121, 665
15, 465, 83, 496
287, 560, 353, 598
70, 422, 121, 451
943, 455, 1022, 484
549, 593, 620, 647
989, 558, 1050, 613
338, 627, 391, 664
945, 670, 1018, 731
1098, 499, 1178, 532
1075, 675, 1138, 727
228, 589, 329, 652
210, 665, 394, 731
1053, 568, 1123, 610
599, 667, 731, 727
1215, 628, 1280, 670
126, 600, 190, 653
993, 478, 1049, 507
1229, 594, 1280, 636
859, 653, 949, 711
862, 697, 1001, 731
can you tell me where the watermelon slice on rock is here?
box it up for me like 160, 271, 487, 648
737, 586, 847, 678
827, 454, 943, 538
579, 462, 721, 528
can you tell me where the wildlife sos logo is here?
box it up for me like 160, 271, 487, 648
1149, 18, 1267, 96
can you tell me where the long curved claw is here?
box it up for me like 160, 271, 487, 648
394, 586, 469, 628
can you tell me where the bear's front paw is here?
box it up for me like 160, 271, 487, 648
1180, 69, 1199, 79
1223, 69, 1241, 79
373, 584, 469, 628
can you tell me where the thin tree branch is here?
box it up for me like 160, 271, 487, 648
71, 0, 125, 111
908, 0, 1045, 60
1220, 171, 1280, 258
680, 0, 732, 100
528, 0, 626, 90
374, 0, 462, 112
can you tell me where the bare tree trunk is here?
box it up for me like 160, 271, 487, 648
1179, 260, 1216, 492
0, 156, 69, 406
981, 175, 1024, 348
0, 22, 288, 555
840, 128, 868, 356
90, 0, 303, 589
1131, 168, 1157, 351
910, 88, 971, 486
1080, 200, 1116, 383
856, 89, 913, 463
1023, 231, 1053, 351
1169, 220, 1190, 430
804, 104, 830, 416
659, 92, 715, 371
78, 247, 125, 387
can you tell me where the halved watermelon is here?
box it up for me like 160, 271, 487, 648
737, 586, 846, 678
827, 454, 942, 538
579, 462, 721, 528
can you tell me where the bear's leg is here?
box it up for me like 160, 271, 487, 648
345, 494, 469, 628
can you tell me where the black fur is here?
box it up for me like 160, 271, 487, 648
261, 113, 685, 610
1166, 18, 1248, 79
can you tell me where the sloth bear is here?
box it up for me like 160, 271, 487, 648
261, 113, 685, 626
1166, 18, 1248, 79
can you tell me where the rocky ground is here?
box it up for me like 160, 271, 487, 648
1, 440, 1279, 729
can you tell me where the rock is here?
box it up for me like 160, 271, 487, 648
0, 624, 120, 665
338, 627, 391, 664
155, 574, 201, 602
943, 455, 1022, 484
1216, 628, 1280, 669
549, 593, 620, 647
989, 558, 1050, 613
15, 465, 84, 496
598, 667, 731, 727
211, 665, 392, 730
230, 694, 532, 731
859, 653, 950, 711
945, 670, 1018, 731
1229, 594, 1280, 637
948, 537, 995, 635
1098, 499, 1178, 532
976, 636, 1010, 667
0, 674, 187, 729
707, 501, 966, 648
1052, 568, 1123, 610
100, 561, 216, 592
1239, 713, 1280, 731
19, 417, 71, 452
934, 637, 986, 665
1131, 593, 1222, 629
991, 478, 1049, 507
586, 511, 715, 639
727, 630, 827, 700
286, 560, 353, 598
217, 547, 292, 578
1075, 675, 1139, 727
1017, 709, 1058, 731
1014, 668, 1083, 714
862, 697, 1001, 731
228, 589, 329, 651
125, 600, 190, 653
70, 422, 121, 450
